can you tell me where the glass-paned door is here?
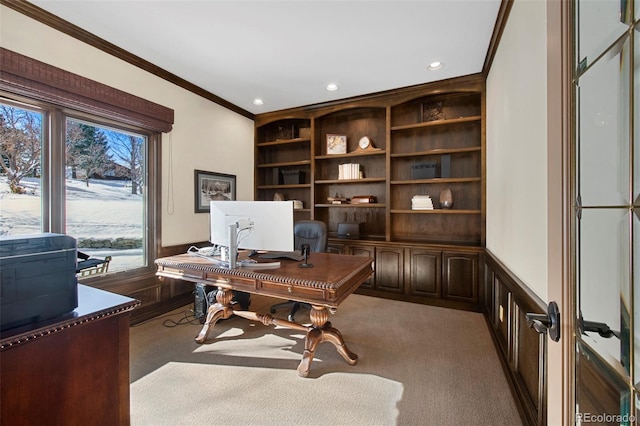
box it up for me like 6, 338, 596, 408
574, 0, 638, 421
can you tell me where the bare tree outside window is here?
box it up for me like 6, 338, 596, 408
106, 131, 144, 195
0, 104, 42, 194
0, 103, 43, 235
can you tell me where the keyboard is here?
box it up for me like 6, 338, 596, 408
258, 251, 304, 261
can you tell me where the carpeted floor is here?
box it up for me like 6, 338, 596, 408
129, 294, 523, 426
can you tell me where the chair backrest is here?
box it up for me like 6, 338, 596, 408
294, 220, 327, 253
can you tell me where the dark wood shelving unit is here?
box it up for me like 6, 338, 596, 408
315, 178, 386, 184
254, 74, 485, 311
315, 203, 387, 208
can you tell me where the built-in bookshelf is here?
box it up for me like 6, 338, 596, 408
255, 118, 312, 221
254, 74, 485, 311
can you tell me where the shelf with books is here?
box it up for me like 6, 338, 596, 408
388, 90, 483, 247
315, 154, 385, 182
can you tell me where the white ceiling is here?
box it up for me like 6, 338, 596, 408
30, 0, 501, 115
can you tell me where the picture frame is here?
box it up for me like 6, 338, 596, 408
194, 170, 236, 213
326, 134, 347, 155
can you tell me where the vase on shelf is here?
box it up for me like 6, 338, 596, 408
439, 188, 453, 209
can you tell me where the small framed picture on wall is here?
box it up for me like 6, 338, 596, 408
194, 170, 236, 213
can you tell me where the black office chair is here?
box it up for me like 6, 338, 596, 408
270, 220, 327, 321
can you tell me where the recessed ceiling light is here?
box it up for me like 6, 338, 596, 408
428, 62, 443, 71
253, 98, 264, 105
326, 83, 338, 92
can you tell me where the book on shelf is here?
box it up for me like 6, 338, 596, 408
411, 195, 434, 210
338, 163, 362, 180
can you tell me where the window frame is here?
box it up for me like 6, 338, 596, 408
1, 92, 161, 286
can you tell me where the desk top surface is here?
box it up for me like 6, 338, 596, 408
155, 252, 373, 290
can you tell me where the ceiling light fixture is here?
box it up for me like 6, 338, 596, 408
326, 83, 338, 92
428, 61, 443, 71
253, 98, 264, 105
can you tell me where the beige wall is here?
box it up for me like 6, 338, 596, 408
486, 0, 548, 300
0, 5, 255, 246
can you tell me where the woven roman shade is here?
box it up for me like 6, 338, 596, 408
0, 47, 174, 133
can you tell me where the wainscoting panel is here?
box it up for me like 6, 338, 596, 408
484, 250, 547, 426
81, 242, 200, 324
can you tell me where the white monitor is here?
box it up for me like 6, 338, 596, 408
210, 201, 295, 254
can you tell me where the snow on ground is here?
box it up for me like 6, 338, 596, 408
0, 176, 144, 271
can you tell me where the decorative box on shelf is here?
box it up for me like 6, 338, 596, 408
421, 101, 444, 122
276, 124, 295, 140
411, 161, 437, 179
299, 127, 311, 139
280, 170, 305, 184
327, 194, 349, 204
350, 195, 377, 204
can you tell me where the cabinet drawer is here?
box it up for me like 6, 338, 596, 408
259, 280, 325, 302
205, 274, 257, 292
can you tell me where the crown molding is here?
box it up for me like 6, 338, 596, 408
1, 0, 254, 120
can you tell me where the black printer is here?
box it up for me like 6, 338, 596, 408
0, 233, 78, 330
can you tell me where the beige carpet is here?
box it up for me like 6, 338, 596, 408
130, 294, 523, 426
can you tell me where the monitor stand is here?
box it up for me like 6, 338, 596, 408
227, 222, 239, 269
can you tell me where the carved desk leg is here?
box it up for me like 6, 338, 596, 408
297, 305, 358, 378
195, 287, 235, 344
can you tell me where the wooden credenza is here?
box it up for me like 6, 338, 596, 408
1, 285, 139, 426
328, 239, 481, 311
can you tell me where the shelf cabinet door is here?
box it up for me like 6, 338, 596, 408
375, 247, 404, 293
347, 244, 375, 289
406, 248, 441, 298
442, 251, 478, 303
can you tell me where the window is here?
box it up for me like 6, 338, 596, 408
0, 102, 44, 234
1, 98, 155, 275
65, 118, 148, 272
0, 48, 172, 284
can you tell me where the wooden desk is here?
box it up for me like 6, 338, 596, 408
1, 285, 139, 426
155, 252, 373, 377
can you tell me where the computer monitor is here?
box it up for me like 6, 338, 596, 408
210, 201, 295, 267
